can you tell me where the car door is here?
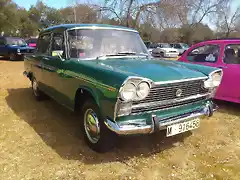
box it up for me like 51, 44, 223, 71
41, 31, 70, 106
34, 32, 52, 93
215, 43, 240, 102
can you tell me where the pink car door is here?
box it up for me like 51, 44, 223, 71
178, 43, 240, 103
216, 43, 240, 103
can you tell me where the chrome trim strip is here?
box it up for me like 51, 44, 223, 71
105, 103, 213, 135
67, 26, 138, 33
154, 76, 207, 85
132, 93, 209, 109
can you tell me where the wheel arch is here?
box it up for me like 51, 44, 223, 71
74, 86, 100, 113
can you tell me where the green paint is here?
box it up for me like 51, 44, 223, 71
24, 24, 219, 123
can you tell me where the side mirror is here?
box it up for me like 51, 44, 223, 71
52, 50, 65, 61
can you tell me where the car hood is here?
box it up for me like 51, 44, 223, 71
94, 58, 207, 82
155, 47, 178, 52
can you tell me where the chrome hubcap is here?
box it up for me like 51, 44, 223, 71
84, 109, 100, 144
32, 79, 38, 96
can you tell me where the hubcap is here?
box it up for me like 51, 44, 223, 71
32, 79, 38, 96
84, 109, 100, 144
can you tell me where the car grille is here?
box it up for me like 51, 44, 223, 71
131, 96, 206, 114
131, 79, 209, 114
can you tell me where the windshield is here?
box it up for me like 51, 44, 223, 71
67, 29, 148, 59
6, 37, 27, 46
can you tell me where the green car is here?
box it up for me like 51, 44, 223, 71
23, 24, 222, 153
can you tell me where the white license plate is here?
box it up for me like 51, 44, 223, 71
166, 118, 200, 137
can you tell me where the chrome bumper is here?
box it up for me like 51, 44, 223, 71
105, 103, 218, 135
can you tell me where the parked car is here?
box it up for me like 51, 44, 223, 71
26, 38, 38, 48
144, 41, 153, 53
151, 43, 179, 58
23, 24, 222, 153
178, 38, 240, 103
170, 43, 190, 55
0, 36, 35, 60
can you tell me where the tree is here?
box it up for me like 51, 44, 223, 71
215, 1, 240, 37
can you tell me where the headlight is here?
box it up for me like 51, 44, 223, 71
17, 49, 20, 53
136, 82, 150, 100
204, 71, 223, 88
120, 83, 136, 101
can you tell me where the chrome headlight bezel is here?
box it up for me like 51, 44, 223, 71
119, 77, 152, 102
204, 70, 223, 89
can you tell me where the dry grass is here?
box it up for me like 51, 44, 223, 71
0, 59, 240, 180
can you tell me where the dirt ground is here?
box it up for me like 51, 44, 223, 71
0, 59, 240, 180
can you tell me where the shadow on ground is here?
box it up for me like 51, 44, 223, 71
6, 87, 192, 164
214, 99, 240, 116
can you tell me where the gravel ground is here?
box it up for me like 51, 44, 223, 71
0, 59, 240, 180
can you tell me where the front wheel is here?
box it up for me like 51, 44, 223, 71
9, 53, 16, 61
81, 99, 117, 153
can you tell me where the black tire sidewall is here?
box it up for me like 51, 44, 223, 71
31, 77, 44, 101
81, 99, 116, 153
9, 53, 16, 61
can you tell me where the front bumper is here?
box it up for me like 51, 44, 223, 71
105, 103, 218, 135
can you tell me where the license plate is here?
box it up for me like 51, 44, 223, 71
166, 118, 200, 137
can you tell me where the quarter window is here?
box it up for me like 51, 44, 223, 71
187, 44, 219, 63
37, 33, 51, 55
223, 44, 240, 64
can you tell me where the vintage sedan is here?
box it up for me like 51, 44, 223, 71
0, 36, 35, 60
178, 39, 240, 103
23, 24, 222, 153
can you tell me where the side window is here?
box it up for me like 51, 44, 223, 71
51, 33, 65, 57
37, 33, 51, 55
187, 44, 219, 63
223, 44, 240, 64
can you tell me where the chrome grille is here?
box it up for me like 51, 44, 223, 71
134, 79, 208, 104
131, 96, 206, 114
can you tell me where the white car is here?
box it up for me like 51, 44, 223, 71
151, 43, 179, 58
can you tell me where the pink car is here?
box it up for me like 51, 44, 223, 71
26, 38, 37, 48
178, 39, 240, 103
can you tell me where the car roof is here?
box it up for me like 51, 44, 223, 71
41, 24, 138, 34
198, 38, 240, 44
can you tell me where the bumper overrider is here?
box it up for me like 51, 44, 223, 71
105, 102, 218, 135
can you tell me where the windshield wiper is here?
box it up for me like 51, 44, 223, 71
97, 52, 150, 60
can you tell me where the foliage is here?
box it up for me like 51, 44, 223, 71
0, 0, 239, 43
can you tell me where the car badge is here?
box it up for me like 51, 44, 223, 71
176, 89, 183, 97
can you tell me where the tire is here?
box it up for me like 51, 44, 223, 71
31, 77, 46, 101
9, 53, 16, 61
159, 52, 164, 57
81, 99, 117, 153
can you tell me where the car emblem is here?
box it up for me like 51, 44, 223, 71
176, 89, 183, 97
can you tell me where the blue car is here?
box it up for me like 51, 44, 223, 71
0, 36, 35, 60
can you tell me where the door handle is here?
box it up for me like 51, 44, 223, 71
43, 57, 50, 60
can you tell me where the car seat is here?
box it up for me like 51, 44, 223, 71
224, 48, 236, 64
